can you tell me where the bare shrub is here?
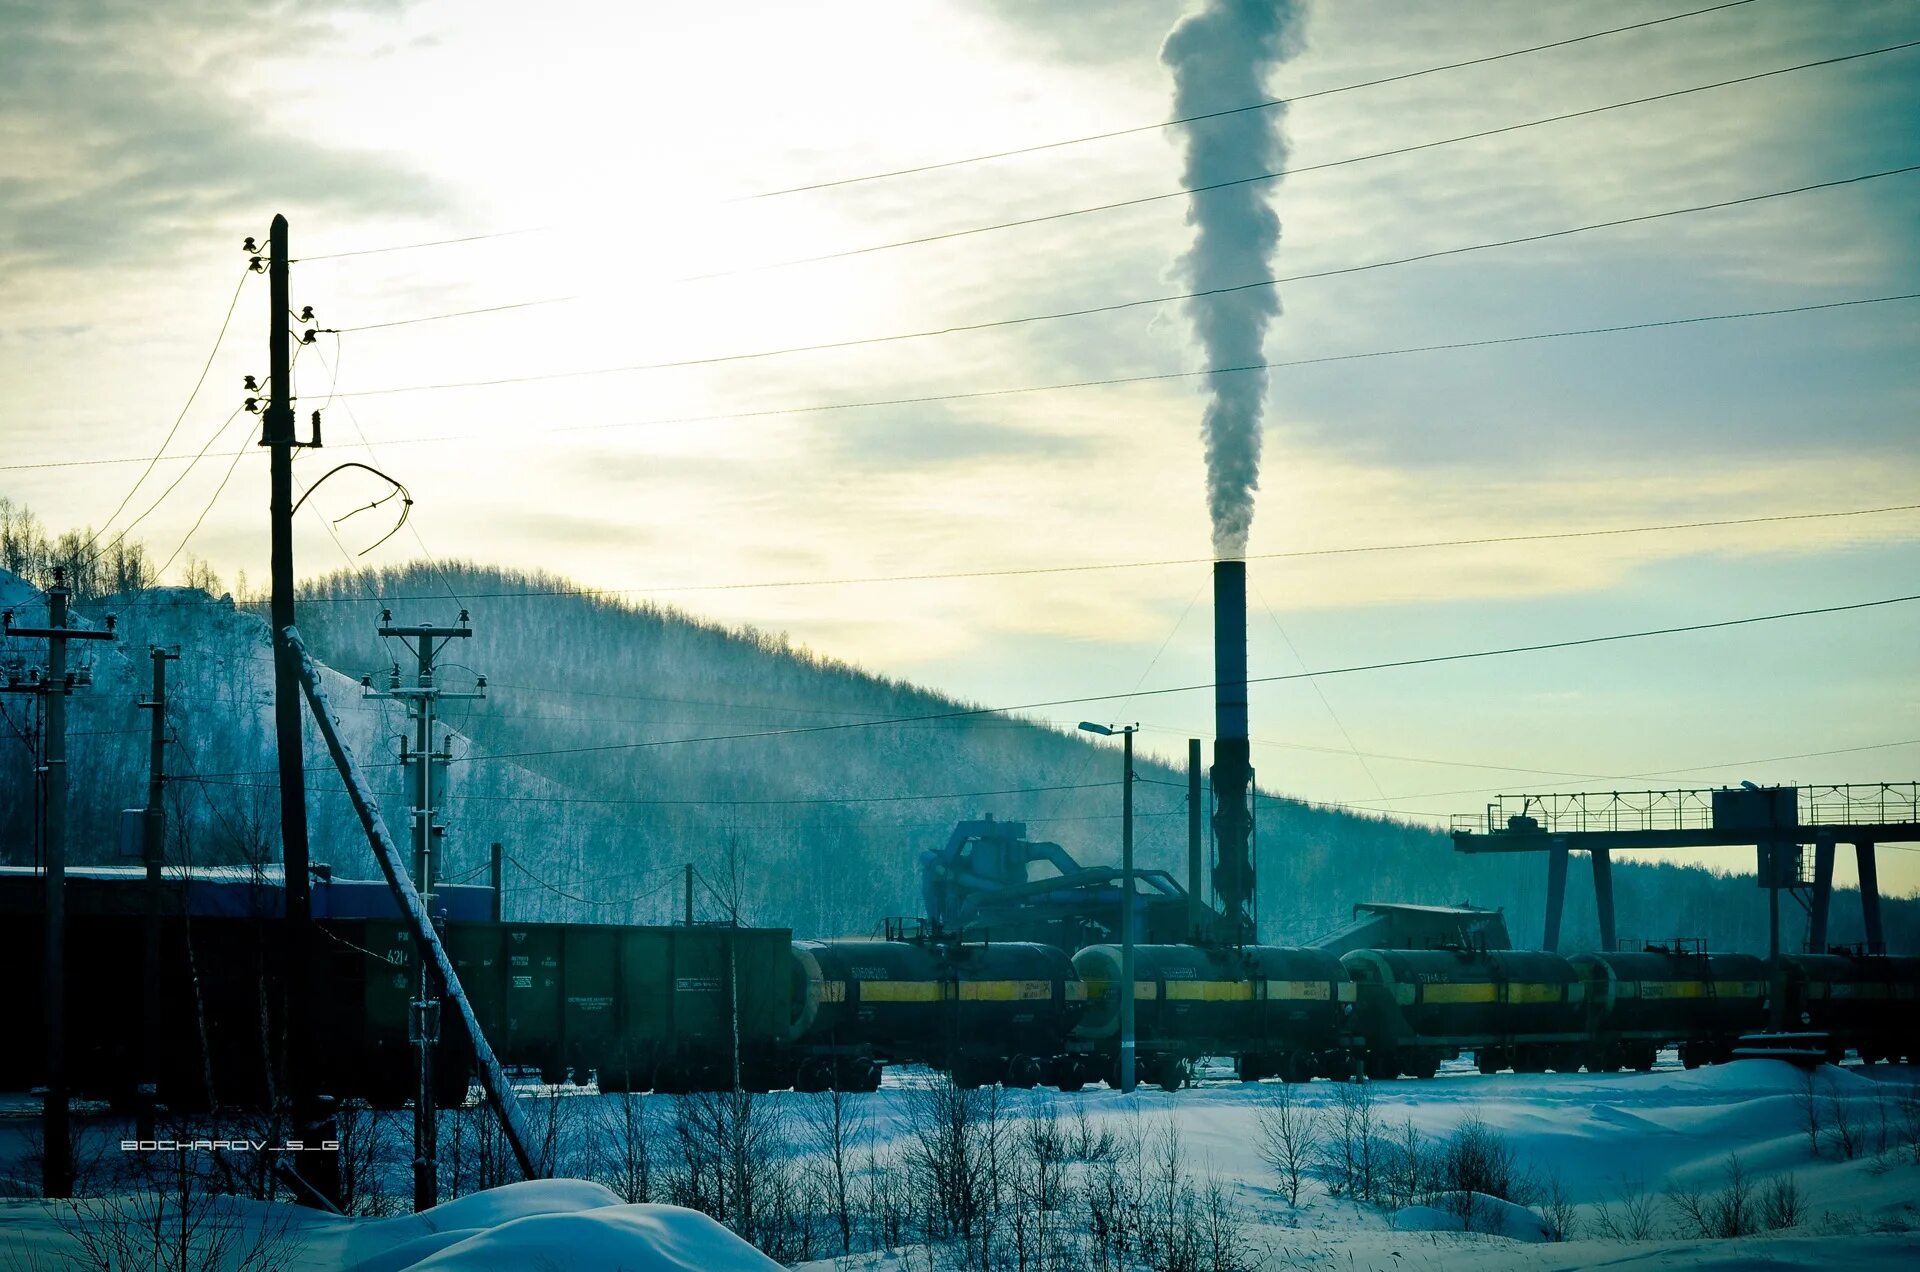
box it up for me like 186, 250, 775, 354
901, 1073, 1004, 1247
1536, 1166, 1579, 1242
1667, 1153, 1757, 1239
1255, 1084, 1320, 1206
1797, 1067, 1824, 1158
1591, 1175, 1658, 1242
51, 1151, 302, 1272
1823, 1074, 1861, 1161
1436, 1113, 1524, 1232
1761, 1172, 1805, 1231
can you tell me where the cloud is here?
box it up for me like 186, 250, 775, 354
0, 1, 446, 279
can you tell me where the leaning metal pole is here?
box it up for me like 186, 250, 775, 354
284, 626, 539, 1182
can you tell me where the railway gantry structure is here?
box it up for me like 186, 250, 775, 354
1451, 783, 1919, 1028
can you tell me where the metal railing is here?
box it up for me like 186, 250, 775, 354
1451, 783, 1918, 837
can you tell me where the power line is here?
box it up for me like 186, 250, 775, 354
275, 3, 1761, 268
1318, 737, 1920, 812
328, 165, 1920, 399
330, 36, 1914, 331
443, 592, 1920, 766
254, 498, 1920, 605
292, 228, 546, 263
12, 290, 1915, 475
82, 269, 250, 555
739, 0, 1762, 199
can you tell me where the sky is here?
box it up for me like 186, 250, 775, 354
2, 0, 1918, 893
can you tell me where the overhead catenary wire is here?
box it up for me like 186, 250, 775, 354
326, 166, 1920, 399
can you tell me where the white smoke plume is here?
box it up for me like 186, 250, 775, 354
1162, 0, 1306, 559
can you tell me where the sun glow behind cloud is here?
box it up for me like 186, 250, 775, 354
2, 0, 1918, 887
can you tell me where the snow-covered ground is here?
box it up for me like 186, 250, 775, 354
2, 1057, 1917, 1270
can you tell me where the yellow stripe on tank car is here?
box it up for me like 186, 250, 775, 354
819, 980, 847, 1004
1421, 982, 1499, 1005
958, 979, 1055, 1002
858, 980, 944, 1003
1828, 983, 1889, 1000
1337, 982, 1357, 1003
1265, 980, 1332, 1002
1065, 981, 1089, 1001
1507, 982, 1566, 1004
1165, 980, 1253, 1002
1716, 980, 1764, 998
1638, 981, 1707, 1001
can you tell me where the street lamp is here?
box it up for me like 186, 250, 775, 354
1079, 720, 1139, 1093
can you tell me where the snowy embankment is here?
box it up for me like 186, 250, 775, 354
0, 1179, 782, 1271
2, 1058, 1917, 1269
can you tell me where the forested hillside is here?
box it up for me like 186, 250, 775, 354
0, 550, 1910, 954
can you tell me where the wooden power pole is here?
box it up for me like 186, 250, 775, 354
2, 570, 114, 1197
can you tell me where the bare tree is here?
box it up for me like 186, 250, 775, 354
803, 1085, 867, 1255
1255, 1083, 1319, 1207
591, 1091, 655, 1204
1317, 1079, 1382, 1202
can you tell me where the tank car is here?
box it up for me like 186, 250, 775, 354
1572, 948, 1767, 1071
1780, 952, 1920, 1063
788, 938, 1083, 1090
1071, 944, 1350, 1090
1342, 948, 1584, 1077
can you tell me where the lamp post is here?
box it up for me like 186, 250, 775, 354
1080, 721, 1138, 1092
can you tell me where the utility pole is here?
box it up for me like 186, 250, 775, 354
489, 843, 504, 923
136, 645, 179, 1140
363, 609, 482, 1212
1077, 720, 1138, 1092
1120, 723, 1135, 1094
1186, 738, 1203, 940
2, 569, 115, 1198
252, 214, 334, 1204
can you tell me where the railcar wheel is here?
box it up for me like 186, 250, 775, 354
1282, 1051, 1316, 1084
795, 1058, 834, 1093
1005, 1055, 1043, 1090
1404, 1053, 1439, 1081
1474, 1049, 1505, 1076
1154, 1058, 1188, 1092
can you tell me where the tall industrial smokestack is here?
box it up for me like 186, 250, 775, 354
1211, 559, 1254, 939
1162, 0, 1304, 559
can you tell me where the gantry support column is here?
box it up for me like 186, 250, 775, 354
1541, 839, 1569, 953
1857, 841, 1884, 955
1807, 835, 1835, 953
1590, 847, 1617, 952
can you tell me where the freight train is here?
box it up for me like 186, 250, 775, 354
4, 868, 1915, 1110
